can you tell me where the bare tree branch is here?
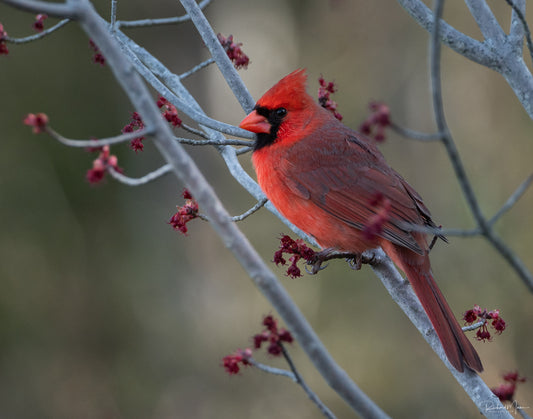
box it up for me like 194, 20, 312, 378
230, 198, 267, 222
504, 0, 533, 65
44, 126, 151, 147
489, 172, 533, 225
115, 0, 212, 29
4, 18, 70, 43
427, 0, 533, 291
464, 0, 506, 44
396, 0, 533, 119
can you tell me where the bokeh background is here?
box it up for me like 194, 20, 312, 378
1, 0, 532, 417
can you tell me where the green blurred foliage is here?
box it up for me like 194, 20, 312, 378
0, 0, 532, 418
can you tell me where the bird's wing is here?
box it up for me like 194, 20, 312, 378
281, 130, 432, 254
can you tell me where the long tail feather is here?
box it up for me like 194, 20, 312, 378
387, 247, 483, 372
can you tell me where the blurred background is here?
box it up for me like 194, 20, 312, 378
1, 0, 532, 417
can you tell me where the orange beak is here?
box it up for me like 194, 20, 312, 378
239, 110, 271, 134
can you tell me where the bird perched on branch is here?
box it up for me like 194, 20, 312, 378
239, 69, 482, 373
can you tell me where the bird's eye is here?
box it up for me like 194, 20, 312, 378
274, 107, 287, 118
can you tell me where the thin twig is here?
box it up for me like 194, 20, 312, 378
107, 164, 173, 186
518, 406, 533, 419
390, 122, 442, 142
44, 126, 151, 148
246, 357, 297, 381
4, 18, 70, 43
181, 123, 209, 139
197, 199, 268, 222
231, 198, 268, 222
280, 344, 337, 419
236, 146, 252, 155
115, 0, 212, 29
462, 320, 486, 332
179, 58, 215, 80
489, 172, 533, 225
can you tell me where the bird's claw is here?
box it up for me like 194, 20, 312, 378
305, 248, 336, 275
347, 255, 362, 271
305, 262, 329, 275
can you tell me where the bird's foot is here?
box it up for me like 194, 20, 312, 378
306, 249, 370, 275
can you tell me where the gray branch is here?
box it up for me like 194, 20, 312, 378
4, 18, 70, 43
45, 126, 151, 147
107, 164, 173, 186
396, 0, 533, 118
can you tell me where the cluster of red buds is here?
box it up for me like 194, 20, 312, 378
157, 96, 182, 127
0, 23, 8, 55
222, 315, 293, 375
169, 189, 199, 235
32, 14, 48, 32
86, 145, 121, 184
89, 39, 105, 66
362, 192, 391, 240
222, 348, 252, 375
463, 305, 506, 341
318, 76, 343, 121
217, 33, 249, 69
491, 371, 526, 402
359, 101, 391, 142
122, 111, 145, 152
23, 112, 49, 133
273, 235, 316, 278
253, 314, 294, 356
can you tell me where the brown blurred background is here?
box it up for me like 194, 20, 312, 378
1, 0, 532, 417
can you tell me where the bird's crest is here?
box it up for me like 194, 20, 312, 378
256, 69, 313, 110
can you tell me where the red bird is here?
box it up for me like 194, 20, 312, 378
239, 69, 483, 373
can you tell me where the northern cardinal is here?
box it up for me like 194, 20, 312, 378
239, 69, 483, 373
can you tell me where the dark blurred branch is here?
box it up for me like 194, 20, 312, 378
489, 173, 533, 225
390, 122, 442, 142
279, 344, 337, 419
427, 0, 533, 292
248, 351, 337, 419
